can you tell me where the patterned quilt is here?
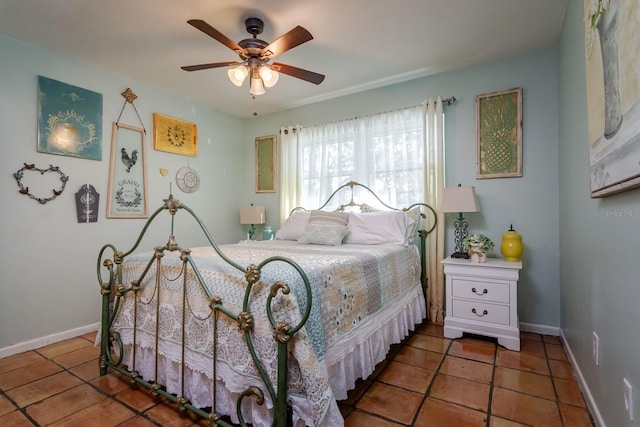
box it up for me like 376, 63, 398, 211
111, 240, 422, 427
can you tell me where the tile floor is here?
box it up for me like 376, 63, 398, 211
0, 323, 595, 426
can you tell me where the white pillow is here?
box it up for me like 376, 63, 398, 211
275, 211, 310, 241
298, 223, 348, 246
308, 210, 349, 226
344, 210, 417, 246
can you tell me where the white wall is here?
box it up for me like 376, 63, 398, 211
0, 35, 250, 351
247, 47, 561, 328
559, 0, 640, 425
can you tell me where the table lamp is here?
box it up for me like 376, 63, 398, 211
240, 205, 265, 240
439, 185, 479, 259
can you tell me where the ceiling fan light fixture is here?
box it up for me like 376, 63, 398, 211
249, 77, 266, 96
258, 66, 279, 88
227, 65, 248, 86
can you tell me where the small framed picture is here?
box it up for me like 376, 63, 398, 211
255, 135, 277, 193
153, 113, 198, 156
476, 87, 523, 179
107, 122, 148, 218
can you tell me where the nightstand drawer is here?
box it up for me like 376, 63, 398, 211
451, 279, 510, 303
451, 300, 510, 325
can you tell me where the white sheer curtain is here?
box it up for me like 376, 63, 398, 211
279, 126, 301, 223
423, 98, 446, 324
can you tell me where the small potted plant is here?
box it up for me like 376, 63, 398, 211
463, 233, 494, 263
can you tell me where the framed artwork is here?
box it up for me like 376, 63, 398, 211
584, 0, 640, 197
255, 135, 277, 193
153, 113, 198, 156
37, 75, 102, 160
106, 122, 148, 218
476, 87, 523, 179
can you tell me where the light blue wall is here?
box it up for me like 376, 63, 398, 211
248, 47, 561, 328
559, 0, 639, 425
0, 34, 250, 350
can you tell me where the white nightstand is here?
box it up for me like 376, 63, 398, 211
442, 256, 522, 351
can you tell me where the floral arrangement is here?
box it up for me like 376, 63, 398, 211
463, 233, 494, 252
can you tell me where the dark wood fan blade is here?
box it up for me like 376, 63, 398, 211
261, 26, 313, 59
272, 62, 325, 85
187, 19, 246, 54
181, 61, 240, 72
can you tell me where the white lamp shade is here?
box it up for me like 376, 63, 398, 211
439, 186, 479, 213
240, 206, 266, 224
258, 66, 279, 88
228, 65, 248, 86
249, 77, 266, 95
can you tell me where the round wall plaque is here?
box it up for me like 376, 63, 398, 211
175, 166, 200, 193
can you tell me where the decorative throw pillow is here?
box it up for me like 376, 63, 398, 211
275, 210, 310, 241
298, 223, 349, 246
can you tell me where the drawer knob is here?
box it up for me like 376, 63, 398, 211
471, 287, 488, 296
472, 308, 488, 317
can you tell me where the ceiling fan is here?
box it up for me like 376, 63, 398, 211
181, 17, 325, 95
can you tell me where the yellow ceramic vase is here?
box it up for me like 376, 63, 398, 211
500, 225, 523, 262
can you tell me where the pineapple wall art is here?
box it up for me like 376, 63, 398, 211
476, 87, 523, 178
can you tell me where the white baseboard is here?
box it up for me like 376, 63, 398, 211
519, 321, 560, 336
0, 322, 100, 359
559, 329, 606, 427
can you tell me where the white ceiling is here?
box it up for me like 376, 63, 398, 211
0, 0, 568, 118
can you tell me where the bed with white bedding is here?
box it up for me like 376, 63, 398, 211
97, 181, 436, 427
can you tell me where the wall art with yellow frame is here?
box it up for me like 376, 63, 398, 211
255, 135, 277, 193
153, 113, 198, 156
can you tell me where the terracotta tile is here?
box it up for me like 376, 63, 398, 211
554, 377, 586, 407
0, 359, 63, 390
0, 351, 46, 375
36, 337, 92, 359
0, 394, 17, 416
407, 334, 450, 353
543, 335, 561, 345
356, 382, 423, 424
342, 378, 371, 406
393, 346, 443, 371
559, 402, 595, 426
491, 387, 562, 427
429, 374, 490, 412
545, 343, 568, 361
26, 383, 106, 425
344, 409, 404, 426
448, 339, 496, 364
519, 339, 545, 358
496, 347, 549, 375
490, 416, 530, 426
116, 386, 165, 411
369, 359, 389, 380
90, 370, 131, 395
49, 397, 135, 426
117, 415, 160, 427
51, 345, 101, 369
81, 331, 99, 343
68, 359, 101, 382
0, 409, 34, 426
414, 397, 487, 427
520, 331, 543, 342
493, 366, 555, 400
6, 371, 82, 407
416, 322, 444, 337
439, 355, 493, 384
144, 400, 204, 427
549, 359, 574, 379
377, 360, 434, 393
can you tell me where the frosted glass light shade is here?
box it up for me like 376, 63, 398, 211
249, 77, 266, 95
258, 66, 279, 88
228, 65, 248, 86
